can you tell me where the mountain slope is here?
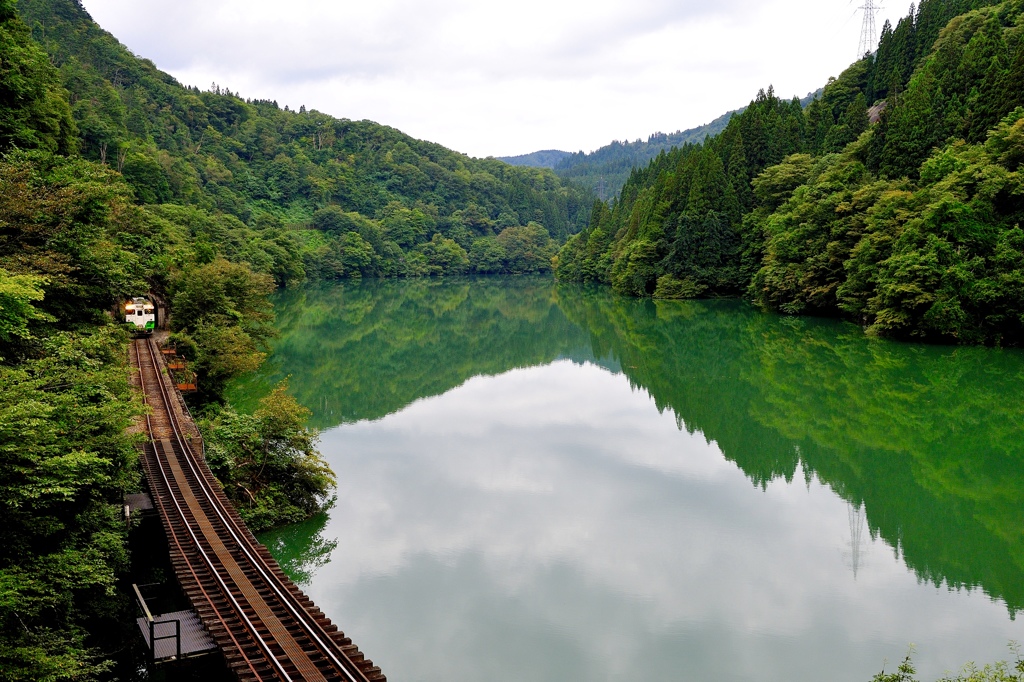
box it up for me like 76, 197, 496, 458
16, 0, 592, 279
497, 149, 571, 168
550, 92, 822, 200
556, 0, 1024, 345
551, 108, 742, 199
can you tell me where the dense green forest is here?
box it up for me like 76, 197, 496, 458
543, 95, 815, 200
557, 0, 1024, 345
0, 0, 335, 675
0, 0, 141, 673
0, 0, 595, 676
16, 0, 591, 280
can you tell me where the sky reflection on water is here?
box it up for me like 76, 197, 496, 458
269, 360, 1023, 682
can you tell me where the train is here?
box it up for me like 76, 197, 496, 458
124, 296, 156, 335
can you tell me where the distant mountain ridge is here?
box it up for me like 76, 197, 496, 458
551, 109, 743, 199
507, 90, 823, 199
497, 149, 571, 168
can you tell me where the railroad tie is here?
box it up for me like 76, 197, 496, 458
157, 439, 328, 682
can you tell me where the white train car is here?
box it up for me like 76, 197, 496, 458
124, 297, 156, 335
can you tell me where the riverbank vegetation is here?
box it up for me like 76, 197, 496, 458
556, 0, 1024, 345
873, 649, 1024, 681
0, 1, 301, 676
201, 384, 335, 533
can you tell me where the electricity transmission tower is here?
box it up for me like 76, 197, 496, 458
857, 0, 881, 57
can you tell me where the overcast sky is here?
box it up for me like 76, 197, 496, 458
79, 0, 905, 158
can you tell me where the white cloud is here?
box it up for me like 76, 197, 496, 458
79, 0, 908, 163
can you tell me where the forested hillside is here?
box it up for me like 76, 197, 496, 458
549, 94, 821, 200
16, 0, 592, 280
0, 0, 148, 674
1, 0, 541, 673
550, 109, 741, 200
498, 149, 571, 168
0, 0, 591, 674
557, 0, 1024, 345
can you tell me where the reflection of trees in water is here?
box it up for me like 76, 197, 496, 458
246, 278, 1024, 615
258, 513, 338, 587
557, 289, 1024, 615
229, 276, 589, 429
737, 317, 1024, 614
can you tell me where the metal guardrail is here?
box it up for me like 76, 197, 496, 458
132, 583, 182, 665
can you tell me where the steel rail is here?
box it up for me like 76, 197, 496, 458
135, 340, 265, 679
140, 338, 372, 681
145, 336, 369, 682
150, 441, 291, 680
140, 340, 294, 680
135, 340, 287, 680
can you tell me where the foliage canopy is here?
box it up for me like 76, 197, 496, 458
556, 0, 1024, 345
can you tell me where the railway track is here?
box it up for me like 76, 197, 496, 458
133, 338, 385, 682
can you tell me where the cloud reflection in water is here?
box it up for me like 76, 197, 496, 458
294, 361, 1023, 682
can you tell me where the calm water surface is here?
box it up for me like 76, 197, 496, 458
235, 277, 1024, 682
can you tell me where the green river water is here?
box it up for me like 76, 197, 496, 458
231, 276, 1024, 682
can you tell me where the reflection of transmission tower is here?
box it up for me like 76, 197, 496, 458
844, 502, 867, 579
857, 0, 881, 58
